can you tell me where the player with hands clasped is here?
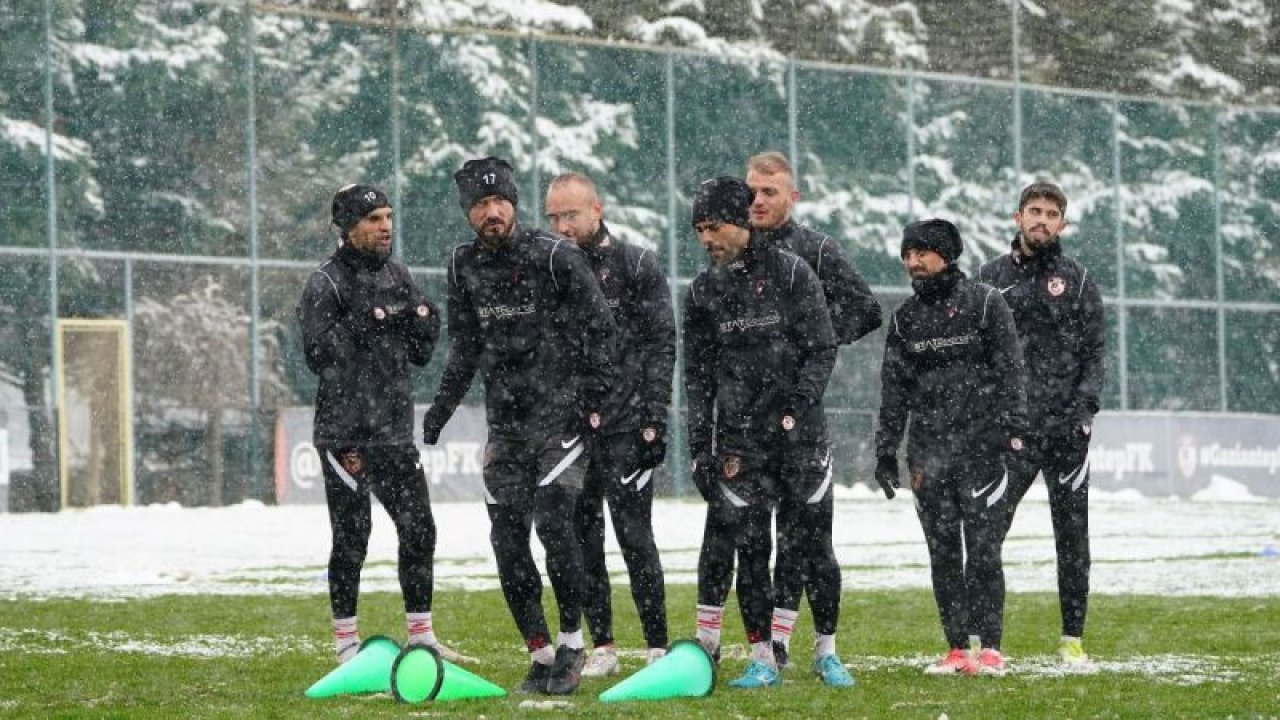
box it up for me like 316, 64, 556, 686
421, 157, 618, 696
298, 184, 463, 666
873, 219, 1029, 677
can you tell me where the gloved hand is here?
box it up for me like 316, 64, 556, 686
422, 404, 450, 445
636, 425, 667, 470
691, 451, 716, 502
874, 455, 899, 500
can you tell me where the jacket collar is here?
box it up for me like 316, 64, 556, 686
911, 265, 963, 304
759, 219, 797, 249
1012, 233, 1063, 270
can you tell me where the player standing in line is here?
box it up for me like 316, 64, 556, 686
299, 184, 463, 665
422, 157, 618, 695
685, 177, 837, 689
545, 172, 674, 676
746, 151, 882, 685
978, 182, 1105, 667
874, 219, 1028, 676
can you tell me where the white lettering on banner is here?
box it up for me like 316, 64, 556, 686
1199, 443, 1280, 474
0, 428, 9, 486
420, 442, 483, 484
1089, 443, 1155, 480
291, 442, 321, 490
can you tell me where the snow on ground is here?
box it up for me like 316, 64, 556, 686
1, 485, 1276, 601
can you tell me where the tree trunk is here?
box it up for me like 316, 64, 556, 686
207, 408, 224, 506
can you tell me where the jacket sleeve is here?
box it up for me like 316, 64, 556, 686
1073, 268, 1106, 421
982, 287, 1030, 435
298, 268, 358, 375
398, 266, 441, 367
427, 259, 481, 424
683, 281, 717, 457
785, 258, 837, 412
812, 232, 883, 343
552, 243, 618, 413
634, 249, 676, 427
874, 312, 912, 458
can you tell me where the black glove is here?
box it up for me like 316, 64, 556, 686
874, 455, 899, 500
636, 425, 667, 471
691, 452, 716, 502
422, 404, 450, 445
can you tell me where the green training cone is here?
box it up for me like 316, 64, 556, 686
599, 639, 717, 703
389, 645, 444, 704
304, 635, 401, 699
390, 644, 507, 703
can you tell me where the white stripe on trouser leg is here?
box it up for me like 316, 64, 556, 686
718, 482, 749, 508
538, 442, 585, 487
806, 449, 834, 504
986, 468, 1009, 508
1059, 458, 1090, 492
325, 451, 359, 492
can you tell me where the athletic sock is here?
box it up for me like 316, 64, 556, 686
771, 607, 799, 652
531, 644, 556, 665
406, 611, 436, 646
333, 616, 359, 663
557, 629, 584, 650
750, 640, 776, 666
814, 633, 836, 658
696, 604, 724, 654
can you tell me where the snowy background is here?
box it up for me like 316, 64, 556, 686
2, 479, 1276, 602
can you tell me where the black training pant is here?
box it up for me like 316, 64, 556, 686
772, 447, 842, 636
484, 430, 587, 650
321, 444, 436, 619
913, 452, 1009, 650
576, 432, 668, 649
1003, 429, 1092, 638
696, 453, 775, 646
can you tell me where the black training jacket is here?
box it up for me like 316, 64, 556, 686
874, 267, 1029, 472
426, 225, 618, 441
298, 243, 440, 447
759, 220, 883, 344
579, 223, 675, 434
684, 237, 837, 458
978, 237, 1105, 432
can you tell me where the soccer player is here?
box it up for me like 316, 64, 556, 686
421, 157, 618, 695
874, 218, 1028, 676
298, 184, 459, 664
978, 182, 1105, 666
685, 177, 838, 689
746, 151, 881, 683
545, 172, 675, 676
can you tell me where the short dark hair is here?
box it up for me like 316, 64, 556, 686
1018, 182, 1067, 214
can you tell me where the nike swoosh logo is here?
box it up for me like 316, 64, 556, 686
999, 284, 1017, 294
621, 469, 642, 485
561, 436, 580, 449
972, 479, 997, 498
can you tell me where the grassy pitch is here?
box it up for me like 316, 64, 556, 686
2, 586, 1277, 718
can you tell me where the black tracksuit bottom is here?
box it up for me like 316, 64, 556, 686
772, 447, 842, 636
1002, 429, 1092, 638
321, 444, 436, 618
484, 430, 587, 651
576, 432, 668, 649
914, 452, 1009, 650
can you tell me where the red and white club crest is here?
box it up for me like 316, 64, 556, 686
1047, 276, 1067, 296
599, 269, 610, 283
339, 450, 364, 477
754, 278, 767, 295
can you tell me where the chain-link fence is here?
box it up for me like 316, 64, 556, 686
2, 3, 1277, 509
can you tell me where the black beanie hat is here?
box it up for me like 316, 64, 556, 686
901, 218, 963, 264
691, 176, 754, 229
454, 156, 519, 211
331, 184, 391, 232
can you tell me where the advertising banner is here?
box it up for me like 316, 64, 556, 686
274, 406, 488, 504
